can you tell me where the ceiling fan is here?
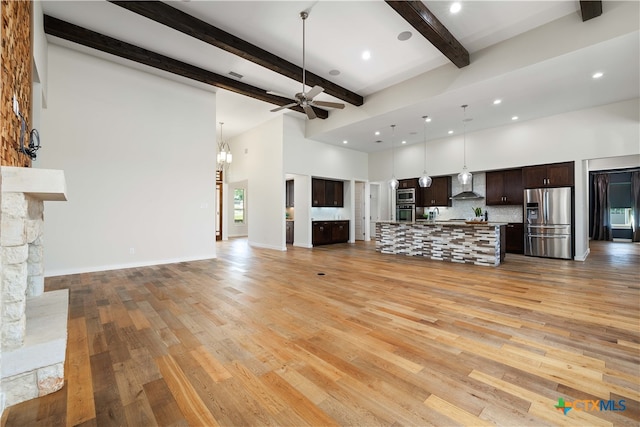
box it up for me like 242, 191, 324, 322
269, 11, 345, 119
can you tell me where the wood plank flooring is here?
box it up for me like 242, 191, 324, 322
2, 239, 639, 426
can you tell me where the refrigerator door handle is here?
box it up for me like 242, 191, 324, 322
528, 234, 569, 238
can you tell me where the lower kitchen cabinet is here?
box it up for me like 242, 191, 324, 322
286, 221, 294, 244
505, 222, 524, 254
312, 220, 349, 246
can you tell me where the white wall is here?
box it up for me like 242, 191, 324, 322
283, 115, 369, 181
369, 99, 640, 260
227, 116, 285, 250
38, 45, 217, 276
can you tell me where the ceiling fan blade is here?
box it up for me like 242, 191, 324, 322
270, 102, 297, 112
306, 85, 324, 99
302, 104, 317, 120
312, 101, 345, 109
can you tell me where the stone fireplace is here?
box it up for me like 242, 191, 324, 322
0, 166, 68, 412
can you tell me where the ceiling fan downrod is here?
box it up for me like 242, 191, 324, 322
300, 11, 308, 96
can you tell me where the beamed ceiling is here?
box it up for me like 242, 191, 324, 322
41, 1, 638, 153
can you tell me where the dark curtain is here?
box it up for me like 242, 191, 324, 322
591, 173, 611, 240
632, 171, 640, 242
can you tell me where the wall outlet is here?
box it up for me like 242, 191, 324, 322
129, 247, 135, 254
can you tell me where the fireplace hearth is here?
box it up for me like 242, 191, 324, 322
0, 166, 68, 413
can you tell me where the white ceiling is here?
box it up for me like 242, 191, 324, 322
42, 1, 639, 152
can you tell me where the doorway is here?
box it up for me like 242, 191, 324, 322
370, 183, 380, 238
354, 182, 366, 241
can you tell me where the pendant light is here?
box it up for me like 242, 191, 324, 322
418, 115, 432, 188
457, 105, 472, 185
216, 122, 232, 171
389, 124, 399, 190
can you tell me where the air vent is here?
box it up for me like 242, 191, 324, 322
228, 71, 243, 79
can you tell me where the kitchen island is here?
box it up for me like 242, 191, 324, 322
375, 221, 507, 266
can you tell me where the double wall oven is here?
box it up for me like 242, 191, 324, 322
396, 188, 415, 222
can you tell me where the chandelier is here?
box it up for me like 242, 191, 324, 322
216, 122, 232, 171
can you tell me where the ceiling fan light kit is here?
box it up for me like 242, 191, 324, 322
269, 10, 345, 119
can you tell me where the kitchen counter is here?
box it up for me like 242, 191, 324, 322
375, 221, 506, 266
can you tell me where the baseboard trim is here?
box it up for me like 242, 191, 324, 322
44, 253, 217, 277
574, 247, 590, 261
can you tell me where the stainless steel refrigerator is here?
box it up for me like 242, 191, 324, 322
524, 187, 573, 259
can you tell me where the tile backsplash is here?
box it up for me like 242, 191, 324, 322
419, 172, 524, 223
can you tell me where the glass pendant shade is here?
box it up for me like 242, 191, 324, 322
457, 105, 472, 186
458, 167, 473, 185
389, 124, 398, 190
389, 176, 399, 190
419, 173, 432, 188
419, 116, 431, 188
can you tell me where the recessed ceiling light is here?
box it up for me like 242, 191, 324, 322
450, 2, 462, 14
343, 140, 348, 144
425, 117, 431, 122
592, 72, 604, 79
512, 116, 519, 121
493, 99, 502, 105
402, 140, 407, 144
375, 131, 380, 136
397, 31, 412, 41
329, 69, 341, 76
362, 50, 371, 60
448, 130, 454, 134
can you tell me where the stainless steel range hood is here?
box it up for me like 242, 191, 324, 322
450, 176, 484, 200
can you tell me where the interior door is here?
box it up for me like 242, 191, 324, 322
216, 170, 223, 241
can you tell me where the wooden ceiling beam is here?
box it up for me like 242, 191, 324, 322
108, 0, 364, 107
43, 15, 328, 119
385, 0, 469, 68
579, 1, 603, 21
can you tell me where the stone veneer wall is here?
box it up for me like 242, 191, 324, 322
1, 192, 44, 348
376, 222, 502, 266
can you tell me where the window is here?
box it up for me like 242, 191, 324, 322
610, 207, 632, 228
609, 180, 632, 228
234, 189, 245, 224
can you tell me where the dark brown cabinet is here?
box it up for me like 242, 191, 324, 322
312, 220, 349, 246
505, 222, 524, 254
331, 221, 349, 243
312, 221, 332, 245
523, 161, 574, 188
312, 178, 344, 207
419, 176, 452, 207
286, 221, 294, 244
486, 168, 523, 205
286, 180, 294, 208
398, 178, 418, 189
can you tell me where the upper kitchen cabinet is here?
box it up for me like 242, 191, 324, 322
523, 161, 574, 188
312, 178, 344, 207
398, 178, 419, 189
486, 168, 523, 205
419, 176, 452, 207
285, 180, 294, 208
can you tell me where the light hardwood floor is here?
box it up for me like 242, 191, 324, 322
2, 239, 639, 426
